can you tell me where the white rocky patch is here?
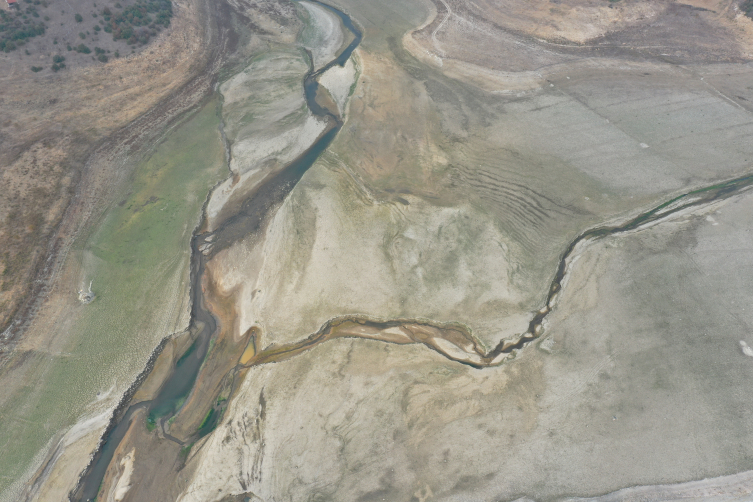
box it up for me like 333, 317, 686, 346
299, 1, 344, 71
318, 56, 358, 116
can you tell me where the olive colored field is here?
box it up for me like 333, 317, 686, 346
0, 98, 226, 501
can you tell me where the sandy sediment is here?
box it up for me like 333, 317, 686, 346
299, 0, 346, 71
209, 179, 531, 350
317, 54, 358, 115
206, 49, 329, 230
105, 448, 135, 502
564, 469, 753, 501
173, 0, 753, 499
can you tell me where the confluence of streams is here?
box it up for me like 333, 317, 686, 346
69, 0, 753, 498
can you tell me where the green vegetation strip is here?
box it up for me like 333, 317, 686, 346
0, 99, 226, 499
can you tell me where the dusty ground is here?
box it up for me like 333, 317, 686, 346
13, 0, 753, 500
1, 0, 171, 70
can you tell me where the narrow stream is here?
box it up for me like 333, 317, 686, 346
70, 2, 362, 500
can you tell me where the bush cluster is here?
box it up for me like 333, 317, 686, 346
0, 8, 45, 52
743, 0, 753, 18
94, 46, 107, 62
105, 0, 171, 45
0, 0, 172, 56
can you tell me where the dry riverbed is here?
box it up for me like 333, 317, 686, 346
7, 0, 753, 499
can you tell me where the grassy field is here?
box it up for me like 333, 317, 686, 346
0, 97, 226, 500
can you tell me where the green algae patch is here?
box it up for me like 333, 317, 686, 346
0, 98, 227, 500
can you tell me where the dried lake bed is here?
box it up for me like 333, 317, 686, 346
3, 0, 753, 500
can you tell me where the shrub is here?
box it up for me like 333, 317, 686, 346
75, 43, 90, 53
743, 0, 753, 17
79, 32, 85, 39
106, 0, 172, 44
94, 25, 100, 31
30, 65, 42, 72
74, 13, 83, 22
51, 62, 65, 71
52, 54, 64, 63
97, 53, 107, 62
0, 18, 45, 50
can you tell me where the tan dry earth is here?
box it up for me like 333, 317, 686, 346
183, 172, 753, 502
